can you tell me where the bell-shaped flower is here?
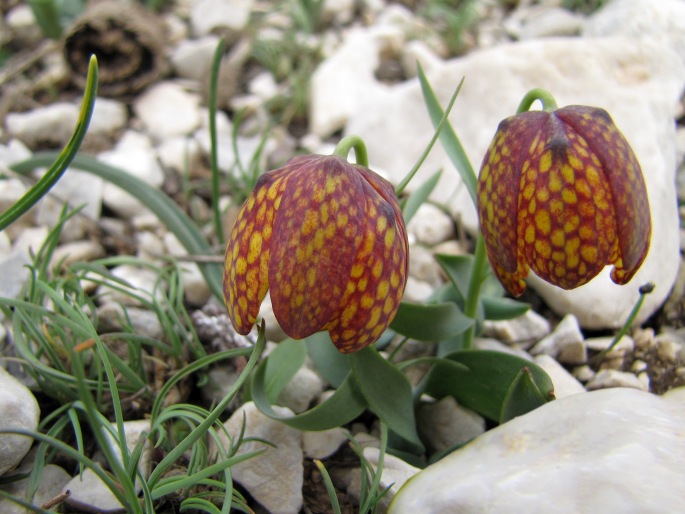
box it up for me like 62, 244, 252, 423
477, 105, 651, 296
223, 154, 408, 353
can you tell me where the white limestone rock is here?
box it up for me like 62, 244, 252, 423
585, 369, 647, 392
277, 366, 326, 414
190, 0, 253, 38
363, 447, 420, 512
530, 314, 585, 365
406, 203, 454, 246
483, 309, 552, 346
0, 367, 40, 476
215, 402, 303, 514
344, 35, 683, 329
133, 82, 202, 141
0, 463, 71, 514
533, 354, 586, 399
302, 428, 349, 459
5, 103, 79, 147
417, 396, 486, 453
99, 130, 165, 218
170, 35, 221, 81
391, 387, 685, 513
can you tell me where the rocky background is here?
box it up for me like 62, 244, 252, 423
1, 0, 684, 512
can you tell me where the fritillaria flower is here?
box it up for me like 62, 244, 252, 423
223, 154, 408, 353
477, 103, 651, 297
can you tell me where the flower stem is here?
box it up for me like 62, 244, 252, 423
333, 135, 369, 168
516, 88, 558, 113
592, 282, 654, 366
462, 234, 488, 350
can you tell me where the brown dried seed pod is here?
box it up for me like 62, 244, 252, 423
63, 0, 167, 96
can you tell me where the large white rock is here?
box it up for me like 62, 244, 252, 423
189, 0, 253, 38
390, 387, 685, 513
343, 34, 683, 328
0, 367, 40, 476
214, 402, 303, 514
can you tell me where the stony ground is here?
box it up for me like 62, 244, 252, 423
1, 0, 685, 512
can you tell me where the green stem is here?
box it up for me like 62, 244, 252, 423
209, 37, 227, 245
516, 88, 558, 113
592, 282, 654, 365
332, 135, 369, 167
462, 234, 488, 350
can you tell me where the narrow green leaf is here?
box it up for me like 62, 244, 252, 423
305, 331, 351, 388
11, 154, 224, 300
251, 362, 367, 431
424, 350, 555, 421
499, 366, 551, 424
0, 56, 98, 231
401, 170, 442, 224
481, 296, 530, 321
263, 338, 306, 403
390, 301, 474, 341
417, 64, 477, 205
349, 347, 423, 450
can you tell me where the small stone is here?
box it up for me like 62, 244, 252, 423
417, 396, 486, 452
214, 402, 303, 514
402, 276, 435, 302
483, 309, 552, 346
134, 82, 202, 140
585, 335, 635, 352
99, 131, 165, 219
586, 369, 647, 391
50, 241, 106, 270
572, 365, 596, 383
5, 103, 79, 147
63, 468, 125, 514
97, 265, 164, 307
533, 355, 586, 399
170, 35, 221, 81
103, 420, 153, 485
190, 0, 253, 38
277, 366, 326, 414
0, 367, 40, 476
361, 447, 420, 511
97, 303, 163, 340
633, 328, 656, 350
474, 338, 533, 361
0, 463, 71, 514
406, 203, 454, 247
530, 314, 585, 361
156, 136, 202, 174
89, 97, 129, 138
631, 359, 648, 373
656, 339, 683, 364
408, 245, 443, 288
302, 428, 349, 459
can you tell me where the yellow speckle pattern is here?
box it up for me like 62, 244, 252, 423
477, 105, 651, 296
223, 154, 408, 354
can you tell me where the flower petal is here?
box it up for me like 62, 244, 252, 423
477, 112, 547, 296
268, 156, 365, 340
325, 177, 408, 353
517, 113, 618, 289
223, 165, 290, 334
555, 106, 651, 284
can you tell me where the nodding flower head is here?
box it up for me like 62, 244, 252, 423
477, 105, 651, 296
223, 154, 408, 353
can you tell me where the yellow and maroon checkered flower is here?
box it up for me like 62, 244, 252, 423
223, 155, 408, 353
477, 105, 651, 296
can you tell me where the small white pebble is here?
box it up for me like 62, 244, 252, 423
656, 340, 682, 364
631, 359, 648, 373
572, 365, 595, 382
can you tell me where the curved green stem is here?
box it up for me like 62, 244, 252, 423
592, 282, 654, 365
333, 135, 368, 167
462, 235, 488, 350
516, 88, 558, 114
